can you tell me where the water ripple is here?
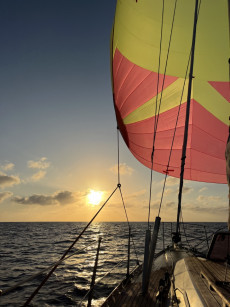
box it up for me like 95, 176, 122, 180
0, 222, 226, 306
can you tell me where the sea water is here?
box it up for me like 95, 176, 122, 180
0, 222, 227, 306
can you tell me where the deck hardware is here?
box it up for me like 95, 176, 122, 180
142, 216, 161, 294
88, 237, 102, 307
142, 229, 151, 294
204, 226, 209, 249
126, 226, 131, 278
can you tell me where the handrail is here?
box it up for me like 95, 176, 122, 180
88, 237, 102, 307
78, 255, 128, 306
126, 226, 131, 278
2, 224, 140, 307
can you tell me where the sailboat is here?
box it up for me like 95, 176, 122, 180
102, 0, 230, 305
1, 1, 229, 306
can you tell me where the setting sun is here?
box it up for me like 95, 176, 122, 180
87, 190, 103, 205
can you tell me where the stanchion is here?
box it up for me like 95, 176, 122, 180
88, 237, 102, 307
126, 226, 131, 278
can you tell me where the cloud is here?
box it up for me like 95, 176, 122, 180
0, 172, 20, 188
27, 157, 50, 169
12, 190, 85, 206
27, 158, 50, 182
107, 189, 147, 209
125, 189, 146, 199
142, 199, 161, 210
199, 187, 208, 193
55, 191, 79, 205
184, 194, 227, 214
183, 186, 193, 194
109, 163, 134, 176
143, 200, 176, 210
165, 177, 179, 186
0, 191, 12, 203
197, 195, 223, 203
31, 170, 46, 181
197, 195, 205, 202
13, 194, 56, 206
188, 204, 227, 214
165, 201, 176, 208
1, 162, 15, 171
157, 188, 174, 198
208, 195, 222, 201
108, 200, 136, 209
165, 188, 174, 195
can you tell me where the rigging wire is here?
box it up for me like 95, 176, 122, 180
157, 55, 190, 216
119, 187, 139, 264
116, 128, 139, 264
148, 0, 179, 225
179, 206, 226, 253
22, 186, 119, 306
147, 164, 154, 228
180, 210, 191, 248
153, 0, 165, 140
1, 241, 98, 297
154, 0, 178, 137
158, 0, 202, 219
79, 255, 127, 306
176, 0, 199, 235
193, 227, 226, 249
117, 127, 120, 184
148, 0, 165, 228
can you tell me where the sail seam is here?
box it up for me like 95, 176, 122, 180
116, 63, 135, 106
130, 148, 226, 176
126, 127, 226, 145
119, 71, 153, 114
114, 51, 124, 81
128, 138, 225, 161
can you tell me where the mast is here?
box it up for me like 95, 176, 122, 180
175, 0, 199, 239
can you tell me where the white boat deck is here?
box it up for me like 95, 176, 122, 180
102, 253, 230, 306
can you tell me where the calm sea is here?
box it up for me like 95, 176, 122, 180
0, 222, 227, 306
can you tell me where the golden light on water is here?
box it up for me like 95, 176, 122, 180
87, 190, 103, 205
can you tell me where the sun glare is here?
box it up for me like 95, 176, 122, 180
87, 190, 103, 206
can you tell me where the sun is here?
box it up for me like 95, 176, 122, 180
87, 190, 103, 206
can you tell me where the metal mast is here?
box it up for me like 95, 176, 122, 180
175, 0, 199, 240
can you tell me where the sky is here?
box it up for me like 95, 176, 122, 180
0, 0, 228, 223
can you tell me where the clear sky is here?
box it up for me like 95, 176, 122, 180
0, 0, 228, 223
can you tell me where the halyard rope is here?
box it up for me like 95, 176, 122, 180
119, 186, 140, 264
148, 0, 178, 224
117, 128, 139, 264
148, 0, 165, 228
158, 0, 202, 218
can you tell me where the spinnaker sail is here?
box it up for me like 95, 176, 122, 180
111, 0, 230, 183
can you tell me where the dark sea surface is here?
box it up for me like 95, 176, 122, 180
0, 222, 227, 306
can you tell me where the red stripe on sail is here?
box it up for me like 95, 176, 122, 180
120, 100, 227, 183
113, 48, 178, 119
208, 81, 230, 103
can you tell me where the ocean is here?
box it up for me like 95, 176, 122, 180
0, 222, 227, 306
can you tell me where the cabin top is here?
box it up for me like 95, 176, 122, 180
207, 231, 230, 262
